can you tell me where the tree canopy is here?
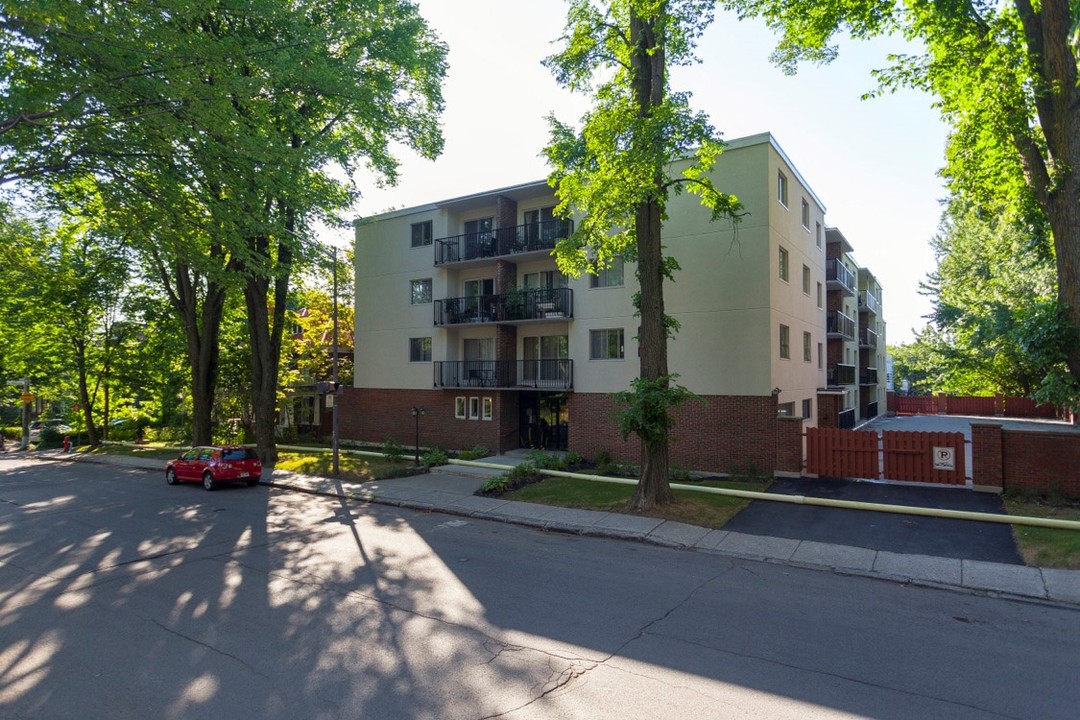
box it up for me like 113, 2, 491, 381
545, 0, 741, 509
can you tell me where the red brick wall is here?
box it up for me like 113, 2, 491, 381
337, 387, 511, 453
569, 393, 800, 475
1002, 429, 1080, 499
972, 422, 1080, 499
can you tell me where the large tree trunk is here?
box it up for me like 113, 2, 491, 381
243, 233, 292, 467
72, 338, 99, 446
627, 8, 674, 511
1045, 186, 1080, 384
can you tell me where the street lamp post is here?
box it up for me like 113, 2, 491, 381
330, 246, 340, 476
410, 406, 425, 465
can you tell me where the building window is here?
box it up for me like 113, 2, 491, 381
816, 221, 822, 248
410, 278, 432, 304
801, 199, 810, 230
816, 281, 823, 309
469, 396, 480, 420
803, 331, 812, 362
482, 397, 493, 421
455, 397, 466, 419
817, 342, 823, 369
802, 265, 811, 294
779, 247, 789, 282
777, 171, 788, 207
589, 257, 624, 288
409, 337, 431, 362
410, 220, 432, 247
590, 328, 624, 360
779, 324, 790, 359
778, 401, 795, 417
802, 398, 813, 419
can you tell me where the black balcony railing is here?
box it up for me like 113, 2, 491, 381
826, 258, 856, 295
859, 290, 879, 315
859, 328, 878, 349
827, 363, 856, 386
838, 407, 856, 429
860, 368, 879, 385
433, 359, 573, 390
827, 311, 856, 340
434, 219, 574, 265
434, 287, 573, 325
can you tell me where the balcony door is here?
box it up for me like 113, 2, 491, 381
523, 206, 556, 246
522, 335, 568, 388
463, 277, 494, 320
463, 338, 494, 387
465, 217, 494, 257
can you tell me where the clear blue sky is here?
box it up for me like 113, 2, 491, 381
347, 1, 950, 345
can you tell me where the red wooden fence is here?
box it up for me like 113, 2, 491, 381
1003, 396, 1059, 419
888, 392, 1067, 419
893, 395, 938, 415
944, 396, 998, 416
881, 431, 966, 484
806, 427, 879, 480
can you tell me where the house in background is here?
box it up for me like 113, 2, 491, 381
343, 133, 885, 474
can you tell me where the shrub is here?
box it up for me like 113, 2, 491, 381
481, 474, 512, 494
670, 466, 692, 483
457, 445, 491, 461
421, 446, 449, 468
563, 451, 584, 467
382, 437, 405, 463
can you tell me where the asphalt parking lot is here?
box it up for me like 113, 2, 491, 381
725, 413, 1080, 564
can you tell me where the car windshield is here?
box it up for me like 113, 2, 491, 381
222, 448, 257, 461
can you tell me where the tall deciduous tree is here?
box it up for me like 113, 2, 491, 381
722, 0, 1080, 390
1, 1, 447, 460
545, 0, 742, 510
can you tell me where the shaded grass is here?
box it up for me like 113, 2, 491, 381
1004, 498, 1080, 569
505, 476, 770, 528
275, 452, 421, 483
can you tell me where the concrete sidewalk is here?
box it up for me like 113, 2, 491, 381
25, 448, 1080, 609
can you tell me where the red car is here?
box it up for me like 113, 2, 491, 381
165, 446, 262, 490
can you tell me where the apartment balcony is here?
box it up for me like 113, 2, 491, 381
826, 311, 856, 341
859, 290, 879, 316
433, 359, 574, 390
838, 407, 856, 429
434, 287, 573, 326
859, 328, 878, 349
826, 258, 856, 296
860, 368, 879, 385
433, 219, 574, 266
865, 400, 879, 420
827, 362, 856, 386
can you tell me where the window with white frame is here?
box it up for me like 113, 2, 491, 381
779, 324, 790, 359
482, 397, 492, 421
455, 397, 466, 419
409, 337, 431, 362
817, 342, 823, 369
469, 397, 480, 419
802, 398, 813, 419
410, 278, 432, 304
590, 258, 624, 288
411, 220, 432, 247
590, 328, 624, 360
779, 247, 789, 282
802, 265, 811, 294
801, 199, 810, 229
777, 171, 789, 207
778, 401, 795, 417
816, 281, 823, 308
816, 221, 822, 248
803, 331, 812, 362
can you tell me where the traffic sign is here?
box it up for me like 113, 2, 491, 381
5, 378, 28, 386
20, 392, 34, 405
932, 446, 956, 471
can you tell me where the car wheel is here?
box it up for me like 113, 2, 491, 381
202, 471, 217, 491
166, 468, 178, 485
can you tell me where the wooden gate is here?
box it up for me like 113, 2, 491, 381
806, 427, 967, 485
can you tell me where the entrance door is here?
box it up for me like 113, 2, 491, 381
520, 392, 569, 450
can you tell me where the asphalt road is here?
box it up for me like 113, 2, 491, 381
1, 456, 1078, 719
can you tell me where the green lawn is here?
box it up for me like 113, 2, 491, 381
1004, 498, 1080, 569
506, 476, 770, 528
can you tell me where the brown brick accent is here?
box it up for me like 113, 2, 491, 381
495, 195, 518, 255
971, 423, 1003, 491
495, 324, 516, 364
338, 387, 507, 453
569, 393, 799, 475
494, 259, 516, 295
816, 392, 845, 429
1001, 429, 1080, 498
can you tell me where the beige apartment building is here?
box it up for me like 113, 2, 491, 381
347, 133, 886, 473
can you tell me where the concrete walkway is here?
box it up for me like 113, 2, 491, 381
22, 448, 1080, 609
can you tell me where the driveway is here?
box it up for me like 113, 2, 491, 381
723, 413, 1079, 564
